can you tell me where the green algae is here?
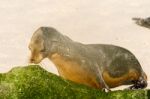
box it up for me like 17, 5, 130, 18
0, 65, 149, 99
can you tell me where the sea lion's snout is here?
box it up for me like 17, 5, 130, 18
29, 56, 42, 64
30, 58, 35, 63
29, 58, 42, 64
28, 35, 47, 64
29, 50, 45, 64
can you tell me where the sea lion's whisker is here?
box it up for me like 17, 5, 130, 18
39, 63, 45, 67
39, 63, 42, 66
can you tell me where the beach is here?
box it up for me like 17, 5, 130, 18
0, 0, 150, 89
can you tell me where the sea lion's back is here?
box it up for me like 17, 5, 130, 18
87, 44, 143, 76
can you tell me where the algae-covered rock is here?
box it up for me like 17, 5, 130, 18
0, 65, 149, 99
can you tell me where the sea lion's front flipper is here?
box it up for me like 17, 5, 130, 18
95, 63, 111, 92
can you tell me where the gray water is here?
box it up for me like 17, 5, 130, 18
0, 0, 150, 89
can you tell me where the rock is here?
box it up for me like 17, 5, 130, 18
132, 17, 150, 29
0, 65, 149, 99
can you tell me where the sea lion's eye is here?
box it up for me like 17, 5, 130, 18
28, 45, 31, 50
40, 49, 45, 52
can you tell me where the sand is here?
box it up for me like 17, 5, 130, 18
0, 0, 150, 89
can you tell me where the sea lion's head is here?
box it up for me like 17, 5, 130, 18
28, 27, 51, 64
29, 27, 66, 64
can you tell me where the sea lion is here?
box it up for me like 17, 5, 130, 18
28, 27, 147, 91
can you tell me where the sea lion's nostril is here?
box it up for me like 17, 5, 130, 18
30, 59, 35, 62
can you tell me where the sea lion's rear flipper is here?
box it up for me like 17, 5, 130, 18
126, 71, 147, 90
132, 17, 150, 29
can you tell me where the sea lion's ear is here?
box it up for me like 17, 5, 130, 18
41, 39, 46, 49
51, 38, 59, 43
38, 39, 45, 50
51, 40, 58, 43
